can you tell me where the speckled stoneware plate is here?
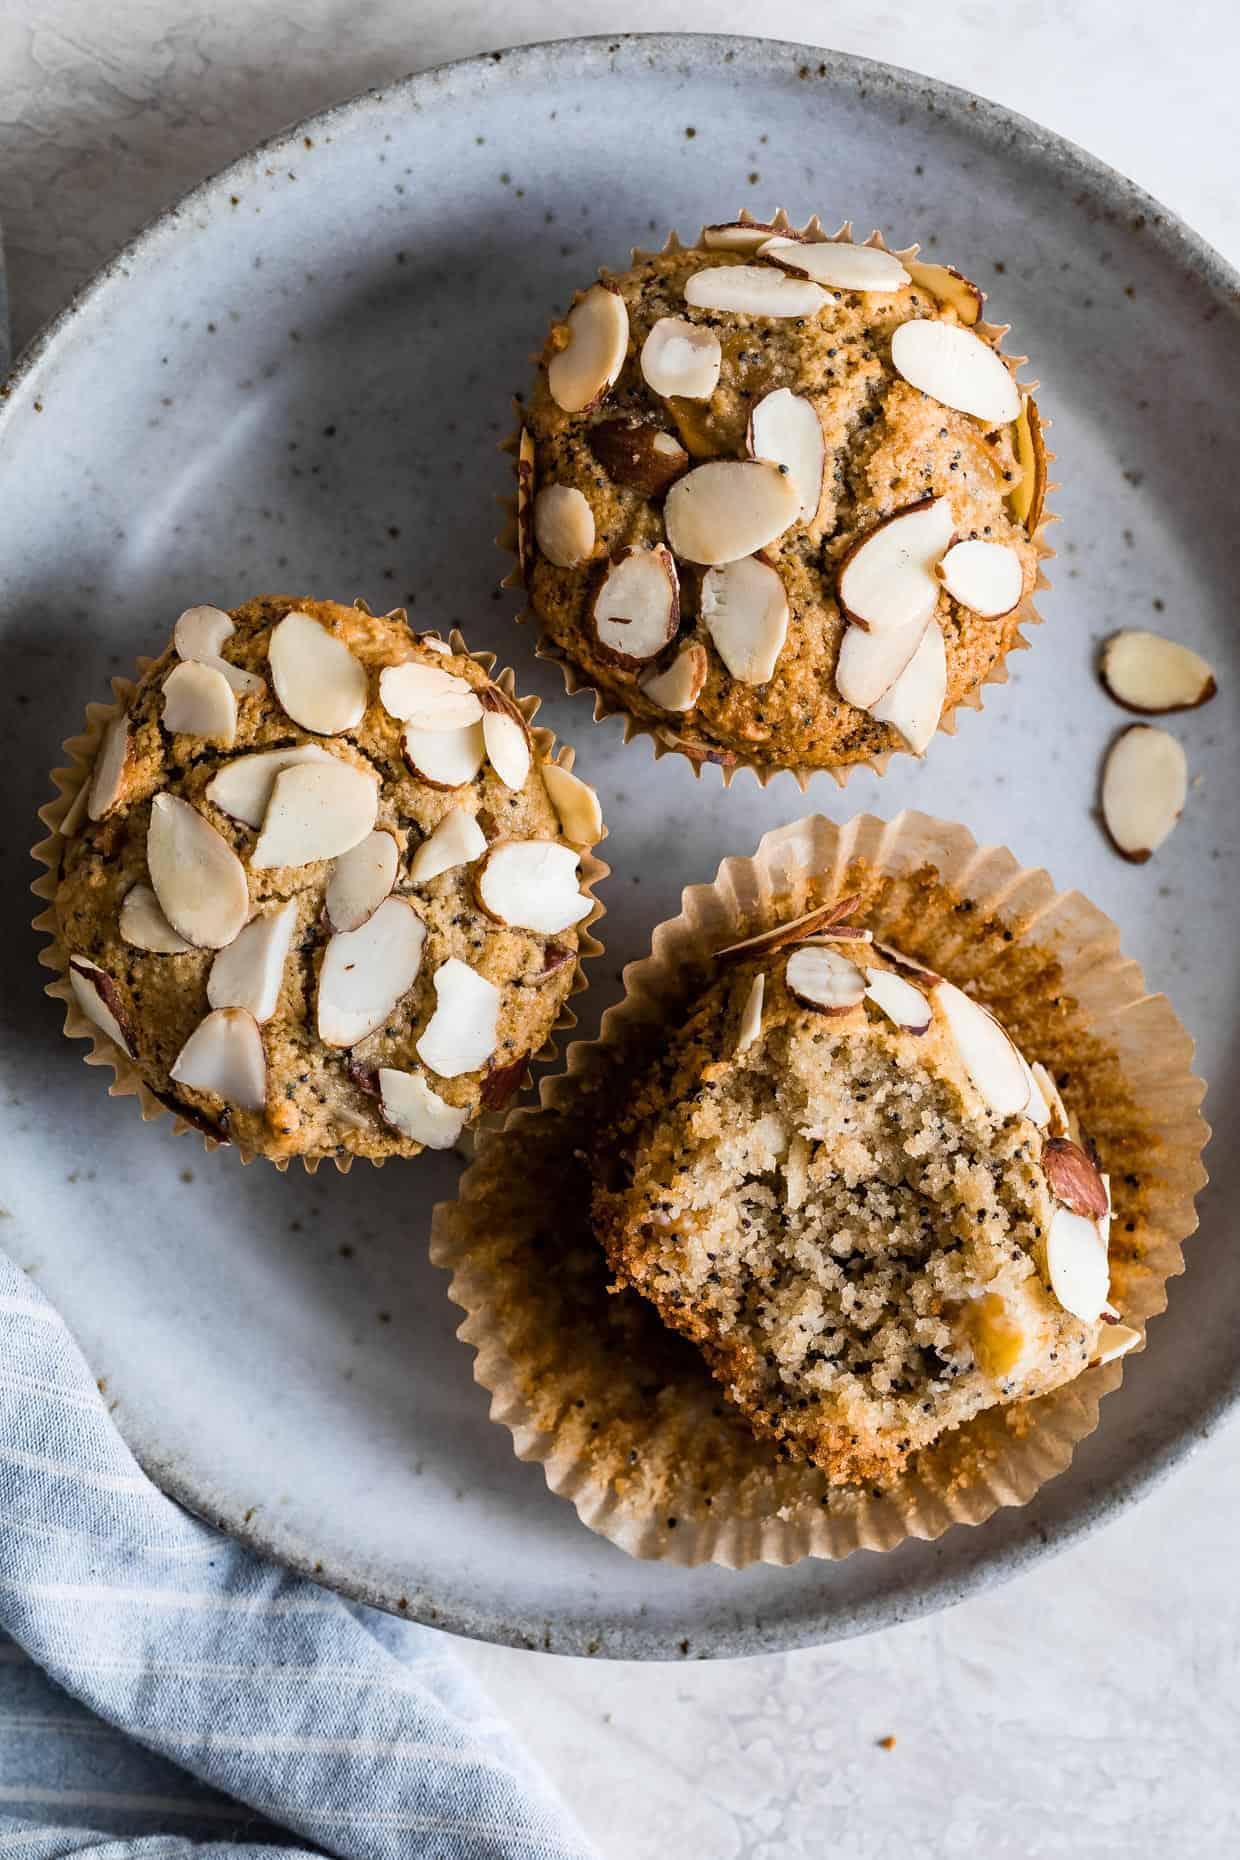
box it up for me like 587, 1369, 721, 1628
3, 35, 1237, 1659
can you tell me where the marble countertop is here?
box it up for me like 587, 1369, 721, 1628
3, 3, 1238, 1854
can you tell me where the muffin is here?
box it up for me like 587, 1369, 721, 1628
515, 213, 1049, 780
43, 596, 605, 1166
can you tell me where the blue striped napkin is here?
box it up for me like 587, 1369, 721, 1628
0, 1254, 596, 1860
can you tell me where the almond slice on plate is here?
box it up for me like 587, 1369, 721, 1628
204, 744, 337, 826
864, 966, 931, 1033
547, 283, 629, 413
378, 662, 484, 729
540, 762, 604, 847
869, 618, 947, 754
68, 957, 137, 1056
700, 219, 788, 252
119, 883, 192, 954
1100, 725, 1187, 862
837, 497, 954, 633
747, 389, 825, 526
317, 896, 426, 1048
1008, 396, 1048, 531
640, 316, 722, 399
683, 265, 827, 318
937, 539, 1024, 618
161, 660, 238, 746
476, 840, 592, 934
588, 420, 688, 495
173, 605, 266, 696
701, 555, 789, 685
664, 460, 800, 566
903, 257, 984, 325
516, 427, 536, 581
758, 237, 910, 292
416, 957, 500, 1077
481, 709, 531, 789
1045, 1205, 1110, 1323
834, 616, 928, 710
1042, 1137, 1109, 1219
716, 897, 861, 962
639, 641, 708, 712
1095, 1322, 1142, 1366
170, 1006, 266, 1111
268, 609, 368, 735
404, 720, 485, 789
785, 944, 867, 1014
409, 805, 487, 882
251, 758, 378, 869
147, 794, 250, 949
533, 484, 596, 569
87, 715, 132, 820
207, 900, 297, 1024
1099, 631, 1217, 715
934, 981, 1030, 1119
590, 545, 680, 664
735, 971, 765, 1053
891, 320, 1021, 424
324, 830, 399, 932
378, 1067, 467, 1149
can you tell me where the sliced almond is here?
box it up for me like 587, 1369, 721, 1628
1099, 631, 1217, 715
416, 957, 500, 1078
640, 316, 722, 400
835, 616, 928, 710
700, 555, 789, 685
476, 840, 591, 935
251, 758, 378, 870
1008, 396, 1048, 531
1021, 1057, 1051, 1129
639, 641, 708, 712
87, 715, 132, 821
873, 941, 941, 984
482, 710, 531, 789
516, 427, 536, 581
541, 762, 604, 847
1100, 725, 1187, 863
170, 1007, 266, 1111
204, 744, 337, 827
533, 484, 596, 569
1043, 1137, 1109, 1219
67, 957, 136, 1056
890, 319, 1021, 424
747, 389, 825, 526
147, 794, 249, 950
785, 944, 867, 1014
934, 981, 1030, 1119
717, 897, 861, 962
324, 830, 399, 932
207, 901, 297, 1024
417, 633, 452, 655
317, 896, 426, 1048
938, 539, 1024, 618
903, 258, 984, 325
664, 460, 799, 566
378, 662, 483, 730
588, 420, 688, 495
119, 883, 192, 955
736, 970, 765, 1053
683, 265, 827, 318
869, 619, 947, 755
1031, 1061, 1069, 1138
547, 283, 629, 414
268, 609, 368, 736
404, 720, 486, 789
590, 546, 680, 665
758, 237, 910, 292
161, 660, 238, 746
1095, 1322, 1141, 1366
864, 966, 931, 1033
174, 605, 266, 696
480, 1054, 530, 1111
409, 806, 487, 882
837, 497, 954, 634
700, 219, 788, 252
1045, 1205, 1110, 1323
378, 1067, 467, 1149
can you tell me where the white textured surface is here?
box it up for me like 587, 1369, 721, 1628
2, 3, 1239, 1855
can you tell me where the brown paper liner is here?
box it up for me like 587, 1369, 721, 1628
501, 209, 1057, 791
430, 811, 1207, 1566
31, 611, 609, 1173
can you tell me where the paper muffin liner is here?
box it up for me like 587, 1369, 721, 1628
501, 209, 1057, 791
31, 609, 609, 1173
430, 810, 1208, 1566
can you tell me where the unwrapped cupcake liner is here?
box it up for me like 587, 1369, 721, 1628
430, 810, 1208, 1567
502, 209, 1057, 791
31, 610, 609, 1172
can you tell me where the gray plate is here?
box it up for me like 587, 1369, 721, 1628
2, 34, 1236, 1659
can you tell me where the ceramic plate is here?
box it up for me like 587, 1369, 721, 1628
3, 35, 1236, 1658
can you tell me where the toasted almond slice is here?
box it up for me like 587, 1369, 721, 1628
1099, 631, 1218, 715
416, 957, 500, 1078
870, 619, 947, 755
161, 660, 238, 746
664, 460, 800, 566
251, 758, 378, 870
835, 616, 928, 710
1100, 725, 1187, 862
736, 971, 765, 1053
378, 1067, 467, 1149
417, 634, 452, 655
173, 605, 265, 696
747, 389, 825, 526
717, 897, 862, 962
591, 545, 680, 664
409, 806, 487, 882
476, 840, 592, 935
1021, 1057, 1051, 1129
516, 427, 536, 581
864, 966, 931, 1033
378, 662, 484, 729
683, 265, 827, 318
700, 555, 789, 685
1045, 1205, 1110, 1323
837, 497, 954, 634
541, 762, 604, 847
325, 830, 399, 932
1095, 1322, 1141, 1366
147, 794, 249, 950
700, 219, 789, 252
269, 609, 368, 736
639, 641, 708, 712
482, 710, 532, 789
119, 883, 192, 954
533, 484, 596, 569
588, 420, 689, 495
170, 1006, 266, 1111
934, 981, 1030, 1119
1043, 1137, 1109, 1219
938, 539, 1024, 617
404, 720, 485, 789
317, 897, 426, 1048
873, 940, 941, 984
1008, 396, 1048, 531
87, 715, 132, 821
204, 745, 337, 826
68, 957, 137, 1057
207, 900, 297, 1024
891, 319, 1021, 424
903, 257, 984, 325
480, 1054, 530, 1111
785, 944, 867, 1014
799, 926, 873, 945
758, 237, 910, 292
641, 316, 722, 400
1031, 1061, 1069, 1137
547, 283, 629, 413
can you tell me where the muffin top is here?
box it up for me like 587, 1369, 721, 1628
54, 596, 603, 1165
593, 902, 1131, 1485
519, 219, 1046, 774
